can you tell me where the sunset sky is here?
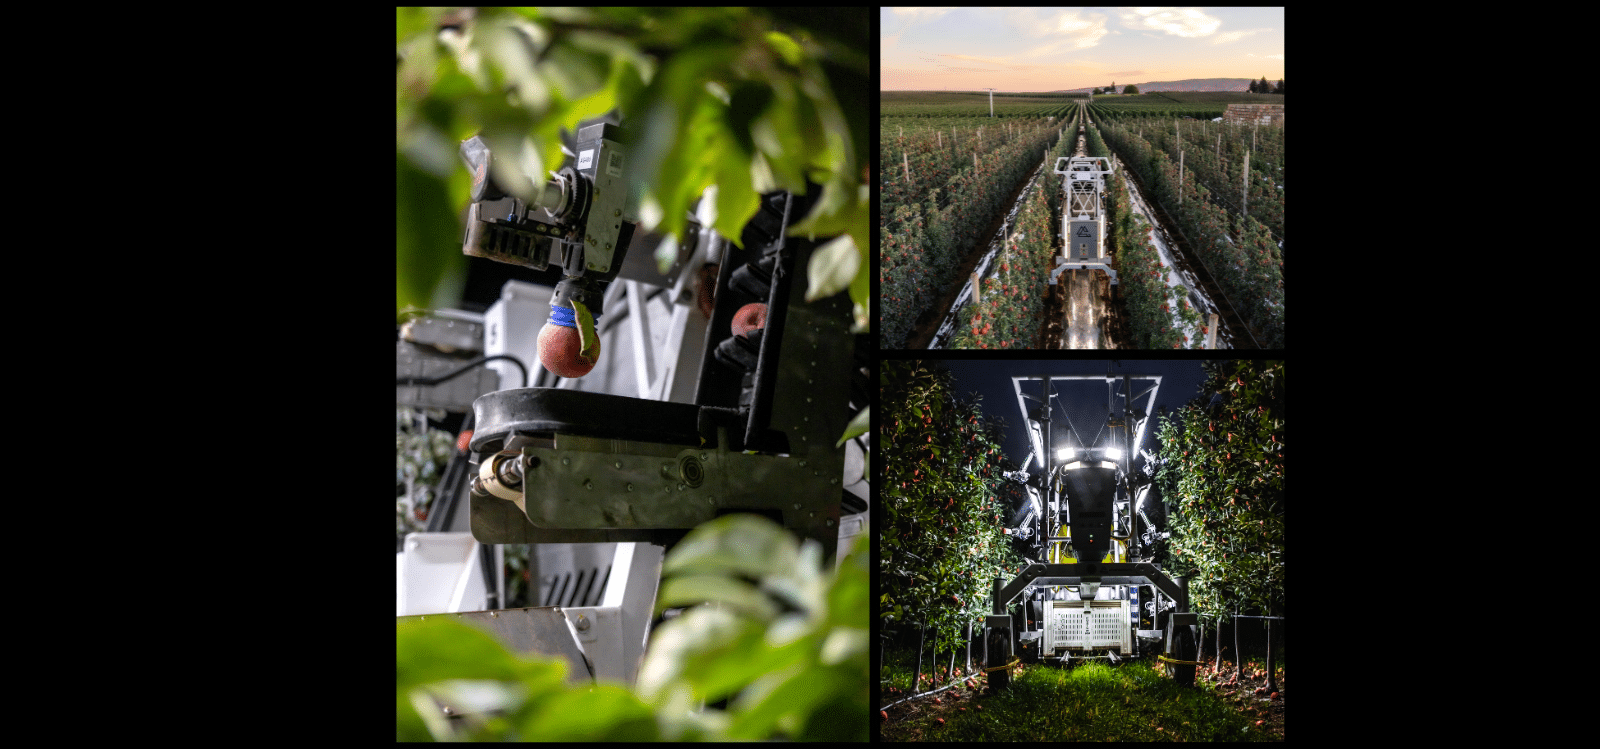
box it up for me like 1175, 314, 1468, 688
881, 7, 1284, 92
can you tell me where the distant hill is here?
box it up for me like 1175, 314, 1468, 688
1050, 78, 1271, 93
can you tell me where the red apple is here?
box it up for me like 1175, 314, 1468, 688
731, 302, 768, 337
537, 322, 597, 378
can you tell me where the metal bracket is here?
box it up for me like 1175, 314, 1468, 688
1048, 260, 1119, 287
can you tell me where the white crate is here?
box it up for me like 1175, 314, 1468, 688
1043, 600, 1131, 653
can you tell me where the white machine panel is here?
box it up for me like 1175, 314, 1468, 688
1043, 599, 1132, 652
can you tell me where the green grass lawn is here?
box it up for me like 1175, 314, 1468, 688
880, 646, 1283, 742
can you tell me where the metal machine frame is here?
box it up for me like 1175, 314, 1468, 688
398, 120, 866, 705
1049, 156, 1118, 287
985, 371, 1200, 688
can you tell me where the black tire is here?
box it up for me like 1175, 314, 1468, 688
1168, 622, 1197, 687
985, 626, 1011, 693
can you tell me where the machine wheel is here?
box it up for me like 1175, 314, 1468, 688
1166, 620, 1197, 687
985, 625, 1011, 693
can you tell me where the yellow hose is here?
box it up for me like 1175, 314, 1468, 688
1157, 654, 1202, 666
983, 657, 1021, 673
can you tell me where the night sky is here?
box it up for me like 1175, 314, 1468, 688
939, 360, 1209, 479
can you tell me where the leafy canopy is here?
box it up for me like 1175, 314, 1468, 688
1154, 360, 1284, 625
396, 7, 869, 331
397, 513, 867, 741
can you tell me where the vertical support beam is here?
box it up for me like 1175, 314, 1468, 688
1121, 372, 1133, 555
1243, 149, 1251, 219
1040, 374, 1052, 543
915, 625, 925, 694
1234, 601, 1242, 679
903, 151, 910, 184
625, 281, 656, 400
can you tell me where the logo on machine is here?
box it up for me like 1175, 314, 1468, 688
1076, 226, 1092, 237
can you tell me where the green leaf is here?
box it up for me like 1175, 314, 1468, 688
570, 297, 600, 361
836, 405, 869, 447
396, 8, 440, 48
636, 606, 802, 705
805, 234, 857, 302
713, 146, 760, 249
661, 513, 800, 580
848, 239, 870, 332
727, 660, 842, 739
764, 30, 803, 68
396, 153, 467, 315
396, 615, 565, 692
655, 574, 779, 620
517, 684, 659, 741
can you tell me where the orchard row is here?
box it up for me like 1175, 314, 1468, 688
1082, 122, 1205, 349
879, 112, 1074, 348
1093, 116, 1285, 347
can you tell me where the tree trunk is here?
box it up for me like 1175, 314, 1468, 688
963, 620, 973, 675
1234, 604, 1243, 681
1216, 621, 1222, 672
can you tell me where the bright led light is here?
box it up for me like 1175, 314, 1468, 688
1056, 447, 1075, 461
1104, 448, 1123, 461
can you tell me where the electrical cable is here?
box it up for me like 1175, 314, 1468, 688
397, 354, 528, 389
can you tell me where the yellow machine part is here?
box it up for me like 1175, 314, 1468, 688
1049, 528, 1119, 564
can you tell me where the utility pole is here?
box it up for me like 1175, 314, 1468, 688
986, 88, 997, 117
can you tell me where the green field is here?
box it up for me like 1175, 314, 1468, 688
879, 646, 1285, 741
881, 90, 1280, 118
881, 91, 1087, 117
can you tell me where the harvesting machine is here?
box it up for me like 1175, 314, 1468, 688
983, 370, 1200, 689
396, 113, 869, 729
1048, 156, 1117, 287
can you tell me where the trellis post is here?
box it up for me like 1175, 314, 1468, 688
1242, 149, 1250, 219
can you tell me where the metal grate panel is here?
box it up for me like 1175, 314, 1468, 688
1043, 600, 1131, 652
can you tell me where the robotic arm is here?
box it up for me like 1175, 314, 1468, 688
459, 122, 637, 377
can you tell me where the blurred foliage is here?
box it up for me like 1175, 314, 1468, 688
397, 513, 867, 741
397, 7, 869, 331
879, 361, 1027, 656
1154, 360, 1284, 627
